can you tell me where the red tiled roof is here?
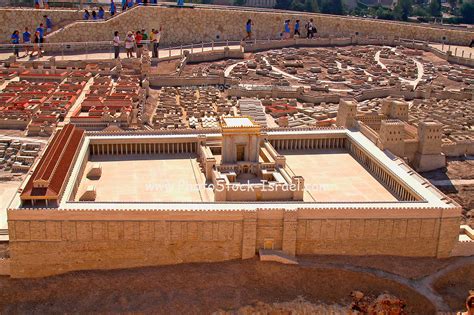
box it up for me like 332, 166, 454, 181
21, 124, 84, 201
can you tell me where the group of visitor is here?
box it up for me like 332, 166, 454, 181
242, 18, 317, 42
10, 16, 52, 58
121, 0, 158, 11
83, 7, 106, 20
113, 27, 162, 59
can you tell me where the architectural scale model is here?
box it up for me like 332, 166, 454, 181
0, 5, 473, 279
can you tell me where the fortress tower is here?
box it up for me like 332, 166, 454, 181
378, 119, 406, 157
413, 121, 446, 171
381, 99, 409, 121
336, 98, 357, 128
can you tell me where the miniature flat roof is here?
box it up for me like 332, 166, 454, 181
222, 117, 256, 128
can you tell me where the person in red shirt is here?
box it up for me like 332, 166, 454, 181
135, 30, 143, 58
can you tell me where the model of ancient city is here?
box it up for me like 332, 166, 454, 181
0, 5, 473, 314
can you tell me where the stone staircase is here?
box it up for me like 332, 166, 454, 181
258, 249, 298, 265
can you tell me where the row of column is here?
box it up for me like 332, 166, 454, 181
270, 138, 345, 151
90, 142, 197, 156
349, 143, 415, 201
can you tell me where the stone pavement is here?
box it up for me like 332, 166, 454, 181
0, 44, 241, 62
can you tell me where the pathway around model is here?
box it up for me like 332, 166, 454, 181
298, 255, 474, 312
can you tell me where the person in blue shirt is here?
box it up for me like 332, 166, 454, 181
98, 7, 105, 19
83, 9, 90, 20
22, 27, 32, 56
127, 0, 133, 9
11, 30, 20, 57
92, 10, 97, 20
110, 0, 116, 16
242, 19, 252, 41
35, 24, 44, 54
177, 0, 184, 6
44, 15, 53, 34
294, 20, 300, 37
283, 19, 290, 39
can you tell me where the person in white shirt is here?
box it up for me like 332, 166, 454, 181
113, 31, 120, 59
125, 31, 135, 58
151, 26, 162, 59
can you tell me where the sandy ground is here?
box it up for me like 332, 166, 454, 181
0, 257, 443, 314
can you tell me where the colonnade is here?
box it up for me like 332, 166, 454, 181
270, 137, 346, 151
348, 142, 417, 201
90, 142, 198, 156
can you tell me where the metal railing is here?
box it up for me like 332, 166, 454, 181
0, 39, 244, 62
0, 37, 472, 63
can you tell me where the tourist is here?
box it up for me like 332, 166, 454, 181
177, 0, 184, 6
98, 7, 105, 19
33, 31, 42, 57
11, 30, 20, 58
110, 0, 116, 16
458, 294, 474, 315
43, 0, 49, 9
36, 23, 44, 53
44, 15, 53, 34
125, 31, 135, 58
122, 0, 127, 11
242, 19, 253, 41
113, 31, 120, 59
151, 26, 162, 58
83, 9, 90, 20
127, 0, 133, 9
92, 10, 98, 20
135, 30, 143, 58
22, 27, 32, 57
283, 20, 291, 40
294, 20, 300, 37
34, 0, 40, 9
470, 39, 474, 48
306, 18, 316, 39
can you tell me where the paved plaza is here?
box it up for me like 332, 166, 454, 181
284, 150, 398, 202
76, 154, 206, 202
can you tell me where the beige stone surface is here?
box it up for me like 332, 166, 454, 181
283, 150, 397, 202
76, 154, 206, 202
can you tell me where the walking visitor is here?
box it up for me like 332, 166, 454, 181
113, 31, 120, 59
44, 15, 53, 34
92, 10, 97, 20
11, 30, 20, 57
151, 26, 162, 58
283, 20, 291, 40
98, 7, 105, 19
135, 30, 143, 58
110, 0, 116, 16
306, 18, 316, 39
83, 10, 90, 20
294, 20, 300, 37
125, 31, 135, 58
33, 31, 42, 57
23, 27, 31, 56
243, 19, 253, 41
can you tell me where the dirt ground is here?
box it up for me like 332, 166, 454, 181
0, 257, 437, 314
433, 263, 474, 311
299, 255, 458, 279
421, 158, 474, 227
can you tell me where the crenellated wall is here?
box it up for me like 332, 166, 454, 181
28, 6, 473, 46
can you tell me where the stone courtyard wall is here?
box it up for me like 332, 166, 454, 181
36, 6, 474, 46
0, 8, 81, 43
7, 206, 460, 278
